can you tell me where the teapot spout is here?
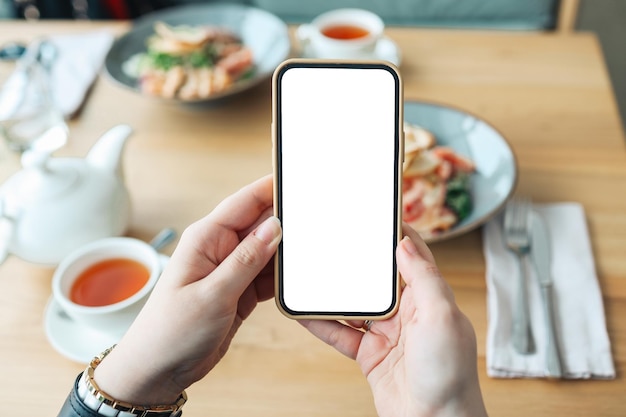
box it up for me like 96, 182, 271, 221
86, 124, 133, 178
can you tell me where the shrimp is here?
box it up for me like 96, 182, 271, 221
216, 48, 253, 78
403, 179, 456, 234
178, 68, 199, 100
161, 66, 186, 98
212, 67, 232, 93
401, 122, 475, 238
139, 70, 166, 96
431, 147, 475, 172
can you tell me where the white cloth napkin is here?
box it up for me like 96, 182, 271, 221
48, 30, 114, 118
0, 30, 113, 119
482, 202, 615, 379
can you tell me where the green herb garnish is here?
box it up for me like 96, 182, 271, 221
188, 51, 212, 68
148, 52, 183, 70
238, 67, 256, 80
445, 172, 473, 221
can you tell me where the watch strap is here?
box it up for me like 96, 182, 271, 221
57, 373, 104, 417
78, 345, 186, 417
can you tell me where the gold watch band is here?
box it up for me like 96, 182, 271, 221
79, 345, 187, 417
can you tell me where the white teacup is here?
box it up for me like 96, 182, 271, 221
297, 8, 385, 59
51, 237, 163, 338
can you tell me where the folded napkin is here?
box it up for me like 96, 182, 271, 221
482, 202, 615, 379
49, 30, 114, 117
0, 30, 113, 119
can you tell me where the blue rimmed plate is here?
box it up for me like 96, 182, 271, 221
104, 3, 291, 104
405, 100, 518, 243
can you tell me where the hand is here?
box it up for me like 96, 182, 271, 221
300, 224, 488, 417
94, 175, 282, 405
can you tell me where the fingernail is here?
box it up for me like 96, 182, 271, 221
400, 236, 418, 255
254, 216, 282, 245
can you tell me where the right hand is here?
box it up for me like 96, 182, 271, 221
300, 224, 488, 417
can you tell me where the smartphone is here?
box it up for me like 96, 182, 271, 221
272, 59, 403, 320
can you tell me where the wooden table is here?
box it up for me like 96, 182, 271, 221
1, 21, 625, 417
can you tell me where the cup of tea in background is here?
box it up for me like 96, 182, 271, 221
51, 237, 163, 338
297, 8, 385, 59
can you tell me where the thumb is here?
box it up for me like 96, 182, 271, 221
206, 216, 282, 299
396, 235, 454, 305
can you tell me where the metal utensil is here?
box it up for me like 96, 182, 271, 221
530, 211, 563, 378
503, 196, 535, 354
149, 227, 177, 251
0, 42, 26, 61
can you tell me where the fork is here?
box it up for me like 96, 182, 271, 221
503, 196, 535, 354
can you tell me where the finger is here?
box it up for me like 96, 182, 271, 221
202, 216, 282, 300
299, 319, 364, 360
254, 269, 275, 302
178, 175, 274, 256
166, 176, 274, 284
396, 235, 454, 305
235, 269, 275, 320
401, 222, 436, 264
238, 206, 275, 240
210, 174, 274, 232
345, 319, 367, 330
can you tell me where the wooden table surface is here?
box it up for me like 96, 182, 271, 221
1, 21, 625, 417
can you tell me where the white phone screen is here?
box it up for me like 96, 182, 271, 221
274, 62, 402, 317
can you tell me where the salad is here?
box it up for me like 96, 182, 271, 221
402, 122, 476, 239
123, 21, 254, 100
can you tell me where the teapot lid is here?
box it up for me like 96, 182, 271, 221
1, 150, 79, 206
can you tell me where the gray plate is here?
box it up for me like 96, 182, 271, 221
405, 100, 518, 243
104, 3, 291, 103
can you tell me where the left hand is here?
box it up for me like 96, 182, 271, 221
94, 174, 282, 405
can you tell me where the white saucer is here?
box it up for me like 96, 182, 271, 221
44, 297, 123, 364
44, 254, 170, 364
300, 36, 402, 66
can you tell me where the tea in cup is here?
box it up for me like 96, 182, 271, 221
297, 8, 385, 59
51, 237, 164, 338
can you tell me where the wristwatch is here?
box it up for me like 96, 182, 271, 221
77, 345, 187, 417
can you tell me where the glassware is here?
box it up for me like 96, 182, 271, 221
0, 40, 68, 163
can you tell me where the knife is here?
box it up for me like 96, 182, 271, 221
530, 211, 563, 378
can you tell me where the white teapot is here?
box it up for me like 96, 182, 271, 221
0, 124, 133, 265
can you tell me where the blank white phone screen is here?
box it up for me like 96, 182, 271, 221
276, 64, 400, 316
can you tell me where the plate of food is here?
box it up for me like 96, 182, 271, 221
104, 3, 290, 102
402, 100, 517, 243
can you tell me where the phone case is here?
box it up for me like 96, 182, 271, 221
271, 58, 404, 321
